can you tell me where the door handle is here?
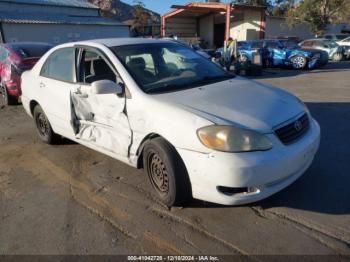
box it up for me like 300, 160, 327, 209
39, 82, 46, 88
75, 93, 88, 98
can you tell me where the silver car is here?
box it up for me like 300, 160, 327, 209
299, 39, 345, 61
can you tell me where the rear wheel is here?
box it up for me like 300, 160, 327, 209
33, 105, 60, 144
239, 54, 249, 63
291, 56, 307, 69
143, 137, 191, 207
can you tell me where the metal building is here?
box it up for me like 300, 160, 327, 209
161, 2, 266, 48
0, 0, 130, 44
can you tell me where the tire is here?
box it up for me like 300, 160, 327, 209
143, 137, 191, 207
33, 105, 60, 144
332, 52, 343, 62
239, 54, 249, 63
291, 56, 307, 69
0, 82, 18, 106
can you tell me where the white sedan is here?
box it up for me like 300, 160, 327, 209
21, 38, 320, 207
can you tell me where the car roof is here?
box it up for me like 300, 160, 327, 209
73, 38, 173, 48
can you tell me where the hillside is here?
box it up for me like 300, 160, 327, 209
88, 0, 160, 23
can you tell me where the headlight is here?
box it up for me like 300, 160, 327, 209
197, 125, 272, 153
296, 97, 311, 116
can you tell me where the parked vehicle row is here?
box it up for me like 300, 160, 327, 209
238, 39, 328, 70
232, 37, 349, 71
299, 39, 346, 61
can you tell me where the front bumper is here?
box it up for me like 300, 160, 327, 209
177, 119, 320, 205
308, 57, 328, 69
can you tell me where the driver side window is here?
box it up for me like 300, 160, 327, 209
80, 49, 121, 85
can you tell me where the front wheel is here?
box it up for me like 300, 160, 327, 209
33, 105, 60, 144
332, 52, 343, 62
291, 56, 307, 69
143, 137, 191, 207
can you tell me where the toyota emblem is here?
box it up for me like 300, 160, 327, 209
294, 120, 303, 132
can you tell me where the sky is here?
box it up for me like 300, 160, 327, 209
121, 0, 232, 15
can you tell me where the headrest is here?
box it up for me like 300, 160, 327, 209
127, 57, 146, 71
93, 60, 111, 75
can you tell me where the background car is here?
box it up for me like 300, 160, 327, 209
321, 34, 349, 43
0, 42, 53, 105
237, 41, 264, 65
240, 39, 328, 70
299, 39, 345, 61
336, 36, 350, 46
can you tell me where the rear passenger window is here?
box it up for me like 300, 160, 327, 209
40, 48, 76, 82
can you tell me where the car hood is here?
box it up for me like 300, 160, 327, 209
155, 77, 305, 133
298, 48, 321, 54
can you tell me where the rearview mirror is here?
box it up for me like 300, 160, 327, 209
91, 80, 123, 95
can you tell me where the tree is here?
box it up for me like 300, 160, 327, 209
286, 0, 348, 35
88, 0, 114, 17
132, 0, 151, 36
340, 3, 350, 23
271, 0, 294, 17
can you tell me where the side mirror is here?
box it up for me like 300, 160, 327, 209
91, 80, 123, 95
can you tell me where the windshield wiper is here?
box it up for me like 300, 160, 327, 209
146, 75, 235, 94
192, 75, 234, 87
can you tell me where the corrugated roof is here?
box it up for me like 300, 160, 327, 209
0, 12, 127, 26
0, 0, 98, 9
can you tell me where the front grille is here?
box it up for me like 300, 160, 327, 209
275, 113, 310, 145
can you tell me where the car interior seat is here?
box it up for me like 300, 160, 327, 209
85, 59, 116, 84
127, 57, 155, 83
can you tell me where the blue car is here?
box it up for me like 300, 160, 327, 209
238, 41, 266, 65
239, 40, 328, 69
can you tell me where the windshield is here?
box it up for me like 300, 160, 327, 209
336, 35, 348, 40
323, 40, 339, 48
281, 41, 299, 49
111, 43, 233, 94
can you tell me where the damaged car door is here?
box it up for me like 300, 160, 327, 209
71, 48, 131, 158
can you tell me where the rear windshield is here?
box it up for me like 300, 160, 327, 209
250, 41, 263, 49
10, 44, 52, 59
281, 41, 299, 49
